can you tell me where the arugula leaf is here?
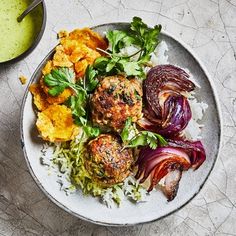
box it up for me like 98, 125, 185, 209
44, 67, 84, 96
84, 65, 99, 92
120, 118, 167, 149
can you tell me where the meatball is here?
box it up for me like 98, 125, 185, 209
91, 75, 143, 131
86, 134, 133, 186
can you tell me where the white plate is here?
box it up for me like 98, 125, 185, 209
20, 23, 222, 226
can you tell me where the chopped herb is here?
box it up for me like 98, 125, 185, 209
84, 65, 99, 92
121, 117, 134, 142
128, 131, 167, 149
65, 93, 88, 126
130, 16, 162, 63
44, 67, 85, 96
121, 118, 167, 149
39, 157, 49, 166
83, 125, 101, 138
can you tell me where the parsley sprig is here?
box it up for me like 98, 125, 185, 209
43, 66, 100, 138
130, 17, 162, 63
83, 65, 99, 92
93, 17, 162, 78
121, 118, 167, 149
43, 65, 98, 96
44, 67, 86, 96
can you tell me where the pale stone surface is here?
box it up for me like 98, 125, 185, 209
0, 0, 235, 235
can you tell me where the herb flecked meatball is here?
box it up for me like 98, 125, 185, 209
86, 134, 133, 186
91, 75, 143, 132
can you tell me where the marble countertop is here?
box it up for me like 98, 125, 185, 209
0, 0, 236, 235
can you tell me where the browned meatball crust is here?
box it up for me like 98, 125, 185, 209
86, 134, 133, 186
91, 75, 143, 131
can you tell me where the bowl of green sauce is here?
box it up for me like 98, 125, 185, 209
0, 0, 46, 64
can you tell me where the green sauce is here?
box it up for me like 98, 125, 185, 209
0, 0, 43, 62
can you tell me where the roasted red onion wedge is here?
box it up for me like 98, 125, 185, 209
135, 146, 191, 192
159, 169, 182, 201
142, 65, 195, 137
135, 139, 206, 200
167, 139, 206, 170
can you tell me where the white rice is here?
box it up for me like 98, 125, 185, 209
118, 45, 141, 61
151, 41, 169, 65
184, 96, 208, 140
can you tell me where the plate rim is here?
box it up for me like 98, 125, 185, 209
20, 22, 223, 227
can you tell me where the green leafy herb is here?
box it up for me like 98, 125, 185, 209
44, 67, 100, 129
128, 131, 167, 149
84, 65, 99, 92
83, 125, 101, 138
66, 94, 101, 136
134, 90, 142, 100
93, 56, 110, 70
121, 117, 133, 142
106, 30, 134, 53
64, 71, 101, 131
119, 59, 144, 77
94, 17, 161, 78
44, 67, 88, 96
46, 85, 67, 96
106, 30, 127, 53
65, 93, 88, 126
121, 118, 167, 149
130, 17, 162, 63
106, 57, 120, 73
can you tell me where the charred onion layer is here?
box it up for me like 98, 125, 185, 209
135, 139, 206, 200
141, 65, 195, 137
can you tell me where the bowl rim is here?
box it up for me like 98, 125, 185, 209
0, 0, 47, 65
20, 22, 223, 227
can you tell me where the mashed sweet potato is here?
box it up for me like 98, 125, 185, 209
29, 84, 50, 111
58, 27, 107, 77
62, 28, 107, 51
36, 104, 80, 142
39, 78, 74, 105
